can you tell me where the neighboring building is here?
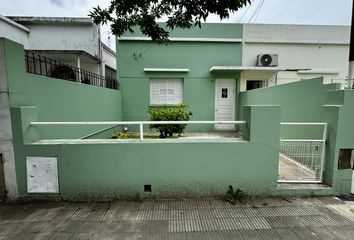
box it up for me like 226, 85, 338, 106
240, 24, 350, 91
117, 23, 350, 131
0, 15, 116, 79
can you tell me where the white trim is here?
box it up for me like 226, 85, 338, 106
32, 138, 248, 145
210, 66, 286, 72
244, 39, 349, 45
31, 120, 247, 125
298, 69, 339, 74
280, 139, 324, 142
118, 36, 243, 43
0, 15, 30, 33
322, 104, 343, 107
144, 68, 189, 72
29, 121, 328, 144
31, 120, 246, 141
278, 180, 322, 184
280, 122, 327, 126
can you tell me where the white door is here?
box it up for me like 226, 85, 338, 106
214, 79, 236, 130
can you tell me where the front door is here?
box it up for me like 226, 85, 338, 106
214, 79, 236, 130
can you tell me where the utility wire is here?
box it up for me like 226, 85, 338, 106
238, 0, 253, 22
247, 0, 265, 23
246, 0, 262, 23
253, 0, 265, 22
248, 0, 264, 23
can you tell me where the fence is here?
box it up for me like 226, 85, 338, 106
278, 122, 327, 183
30, 120, 247, 140
24, 50, 119, 90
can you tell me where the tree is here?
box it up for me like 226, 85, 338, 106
89, 0, 251, 42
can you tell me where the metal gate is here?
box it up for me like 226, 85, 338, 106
278, 123, 327, 183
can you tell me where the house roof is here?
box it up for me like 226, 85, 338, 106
7, 16, 94, 25
0, 15, 30, 32
210, 66, 340, 74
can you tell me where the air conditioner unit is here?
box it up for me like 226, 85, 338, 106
256, 54, 278, 67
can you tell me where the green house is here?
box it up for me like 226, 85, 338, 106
1, 22, 354, 200
118, 23, 243, 131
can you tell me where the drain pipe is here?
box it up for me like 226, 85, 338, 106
348, 0, 354, 89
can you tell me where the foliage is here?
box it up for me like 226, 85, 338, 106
89, 0, 250, 42
224, 185, 248, 204
148, 104, 192, 138
112, 132, 129, 139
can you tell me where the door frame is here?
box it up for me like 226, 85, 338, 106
214, 79, 236, 130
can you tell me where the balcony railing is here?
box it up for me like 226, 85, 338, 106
24, 50, 119, 90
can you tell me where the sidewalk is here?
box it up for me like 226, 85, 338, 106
0, 197, 354, 239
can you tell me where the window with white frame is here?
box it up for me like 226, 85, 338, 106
150, 78, 183, 105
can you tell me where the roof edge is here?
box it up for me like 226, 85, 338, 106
0, 15, 30, 32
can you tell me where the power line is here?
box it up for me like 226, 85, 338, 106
248, 0, 264, 23
247, 0, 265, 23
253, 0, 265, 23
238, 1, 253, 22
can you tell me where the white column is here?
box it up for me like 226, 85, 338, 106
77, 54, 81, 82
348, 61, 354, 89
348, 0, 354, 89
139, 123, 144, 140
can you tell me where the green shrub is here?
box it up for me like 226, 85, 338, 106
112, 132, 129, 139
224, 185, 248, 204
148, 104, 192, 138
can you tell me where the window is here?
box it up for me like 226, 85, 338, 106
150, 79, 183, 105
105, 65, 117, 80
338, 149, 354, 170
221, 88, 228, 98
246, 80, 267, 91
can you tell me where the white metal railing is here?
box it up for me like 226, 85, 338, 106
279, 122, 327, 183
30, 121, 247, 140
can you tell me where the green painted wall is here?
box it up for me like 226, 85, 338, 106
238, 78, 340, 139
122, 23, 243, 39
238, 76, 354, 194
118, 24, 243, 131
322, 90, 354, 194
3, 38, 122, 139
12, 105, 281, 199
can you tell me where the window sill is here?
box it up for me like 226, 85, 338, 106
149, 104, 182, 107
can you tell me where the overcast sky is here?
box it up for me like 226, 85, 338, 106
0, 0, 352, 51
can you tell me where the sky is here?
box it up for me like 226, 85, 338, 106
0, 0, 352, 51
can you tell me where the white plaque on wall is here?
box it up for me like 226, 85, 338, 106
26, 156, 59, 193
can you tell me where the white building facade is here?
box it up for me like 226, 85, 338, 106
240, 24, 350, 91
0, 15, 116, 78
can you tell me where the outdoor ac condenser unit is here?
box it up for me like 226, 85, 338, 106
256, 54, 279, 67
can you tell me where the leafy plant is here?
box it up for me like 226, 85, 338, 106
148, 104, 192, 138
224, 185, 248, 204
112, 132, 129, 139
